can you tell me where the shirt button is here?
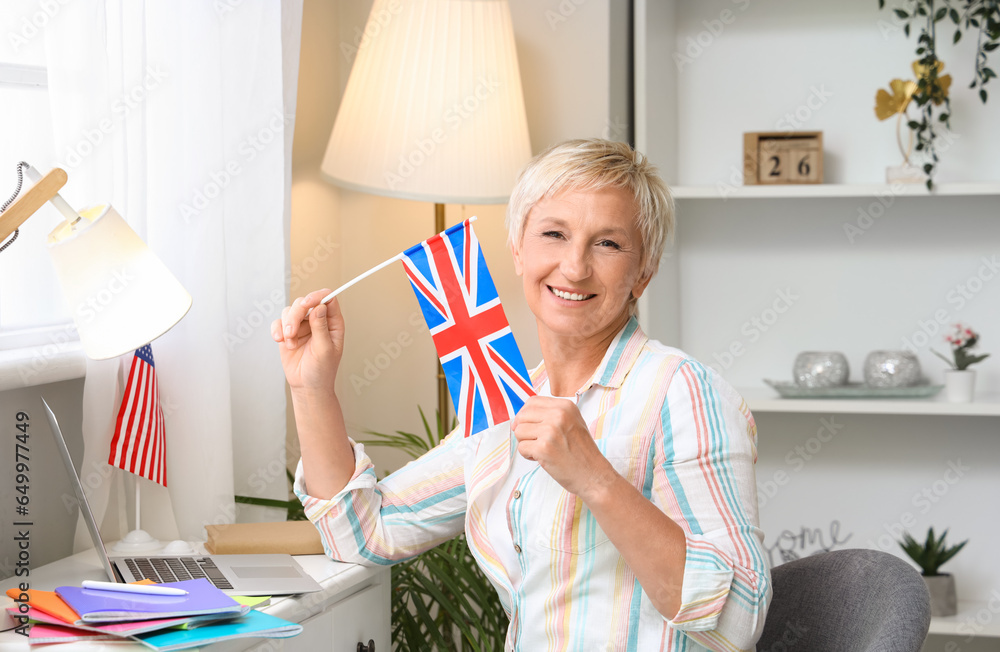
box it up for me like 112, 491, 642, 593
513, 490, 521, 499
513, 544, 522, 554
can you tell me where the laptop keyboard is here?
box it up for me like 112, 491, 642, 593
123, 557, 234, 590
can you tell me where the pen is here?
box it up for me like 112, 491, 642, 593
81, 580, 189, 596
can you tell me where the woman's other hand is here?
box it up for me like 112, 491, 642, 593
511, 396, 617, 500
271, 289, 345, 395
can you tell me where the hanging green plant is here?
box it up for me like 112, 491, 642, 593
877, 0, 999, 189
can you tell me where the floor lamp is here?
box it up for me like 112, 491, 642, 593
320, 0, 531, 430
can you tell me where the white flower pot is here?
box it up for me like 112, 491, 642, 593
944, 370, 975, 403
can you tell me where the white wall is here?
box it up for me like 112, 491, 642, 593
289, 0, 630, 473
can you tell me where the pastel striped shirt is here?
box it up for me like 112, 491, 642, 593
294, 317, 771, 650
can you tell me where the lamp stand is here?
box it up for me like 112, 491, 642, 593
0, 167, 69, 241
434, 202, 450, 434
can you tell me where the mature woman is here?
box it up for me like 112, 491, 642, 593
273, 139, 770, 650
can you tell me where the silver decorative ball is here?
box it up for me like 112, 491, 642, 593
864, 351, 922, 387
793, 352, 850, 388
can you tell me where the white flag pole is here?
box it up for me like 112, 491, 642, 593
318, 252, 404, 306
316, 217, 478, 306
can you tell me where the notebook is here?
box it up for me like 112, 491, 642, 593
134, 609, 302, 651
27, 622, 116, 645
11, 605, 219, 636
42, 398, 322, 596
55, 578, 244, 623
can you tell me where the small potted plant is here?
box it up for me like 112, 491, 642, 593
899, 527, 968, 617
932, 323, 990, 402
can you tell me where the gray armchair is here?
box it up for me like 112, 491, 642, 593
757, 548, 931, 652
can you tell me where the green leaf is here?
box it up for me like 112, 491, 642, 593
894, 8, 909, 19
954, 29, 962, 43
985, 42, 1000, 51
905, 23, 911, 36
935, 7, 948, 21
950, 8, 960, 24
234, 495, 294, 509
899, 528, 968, 575
982, 89, 989, 102
878, 0, 885, 9
406, 580, 453, 650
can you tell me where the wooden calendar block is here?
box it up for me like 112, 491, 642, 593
744, 132, 823, 185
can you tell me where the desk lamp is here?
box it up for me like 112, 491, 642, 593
0, 163, 191, 359
321, 0, 531, 428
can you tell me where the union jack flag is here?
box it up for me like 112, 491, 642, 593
402, 219, 534, 438
108, 344, 167, 486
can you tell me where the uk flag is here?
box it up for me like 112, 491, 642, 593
402, 219, 535, 438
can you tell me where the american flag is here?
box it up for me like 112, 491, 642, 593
108, 344, 167, 486
402, 219, 535, 438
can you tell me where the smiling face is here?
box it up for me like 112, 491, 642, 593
511, 185, 651, 354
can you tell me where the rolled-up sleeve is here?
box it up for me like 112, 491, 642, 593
655, 360, 771, 650
293, 429, 469, 566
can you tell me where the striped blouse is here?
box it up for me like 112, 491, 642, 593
294, 317, 771, 650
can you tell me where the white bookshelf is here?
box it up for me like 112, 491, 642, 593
634, 3, 1000, 647
672, 182, 1000, 200
741, 388, 1000, 417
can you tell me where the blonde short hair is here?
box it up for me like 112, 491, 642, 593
506, 138, 675, 282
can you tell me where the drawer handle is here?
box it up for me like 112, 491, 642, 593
357, 640, 375, 652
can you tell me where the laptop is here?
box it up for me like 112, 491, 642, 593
42, 398, 322, 596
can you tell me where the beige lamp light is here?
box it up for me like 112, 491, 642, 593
0, 164, 191, 359
321, 0, 532, 426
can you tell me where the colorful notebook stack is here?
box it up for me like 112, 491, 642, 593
5, 578, 301, 650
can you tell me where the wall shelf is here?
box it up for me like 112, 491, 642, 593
672, 182, 1000, 200
928, 600, 1000, 638
741, 387, 1000, 417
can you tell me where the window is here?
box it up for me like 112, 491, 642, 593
0, 1, 75, 354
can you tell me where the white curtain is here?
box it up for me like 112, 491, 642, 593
44, 0, 303, 545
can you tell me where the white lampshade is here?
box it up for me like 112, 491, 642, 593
47, 204, 192, 360
322, 0, 531, 204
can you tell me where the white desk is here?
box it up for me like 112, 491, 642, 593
0, 547, 390, 651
